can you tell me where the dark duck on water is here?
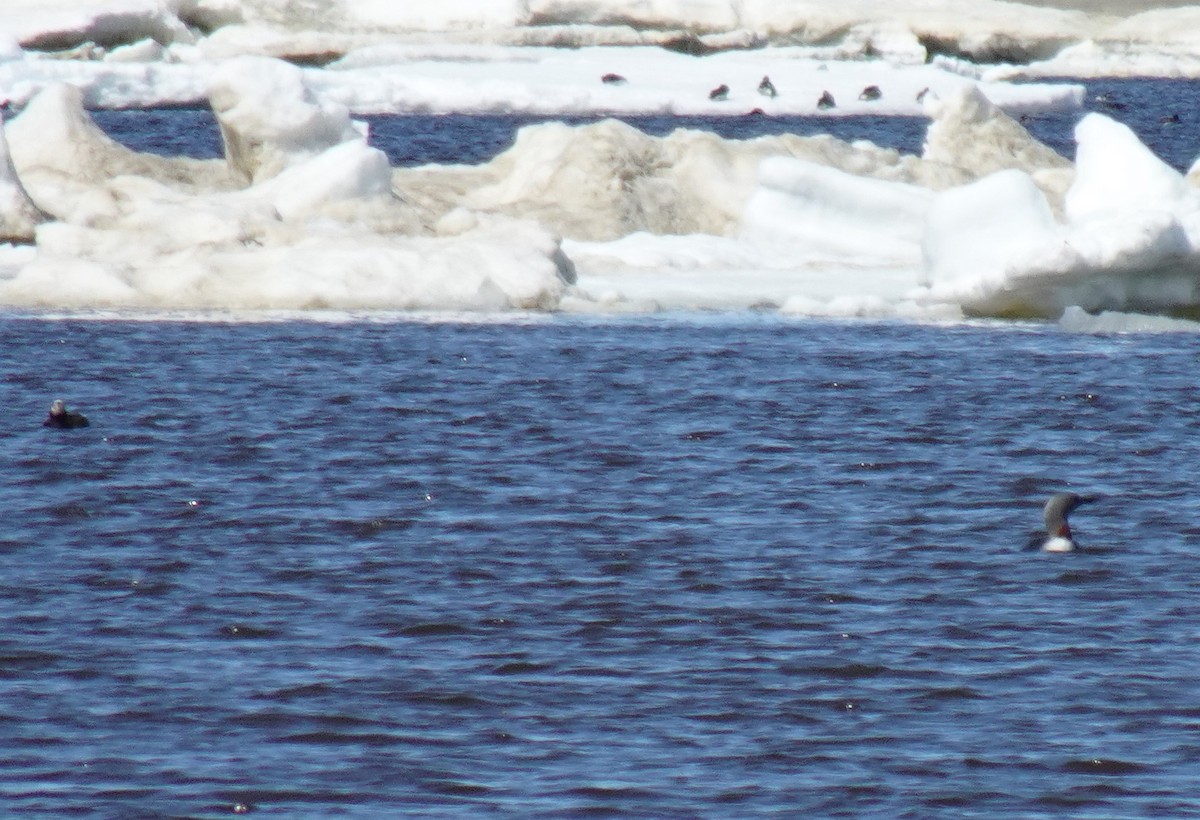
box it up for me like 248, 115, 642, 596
44, 399, 89, 429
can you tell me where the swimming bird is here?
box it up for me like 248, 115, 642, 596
859, 85, 882, 101
817, 90, 836, 110
43, 399, 89, 429
601, 73, 627, 85
1031, 492, 1094, 552
757, 75, 777, 98
709, 84, 730, 101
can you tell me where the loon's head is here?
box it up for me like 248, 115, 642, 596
1041, 492, 1095, 552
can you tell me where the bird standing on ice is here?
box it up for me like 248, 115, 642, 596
709, 84, 730, 101
1030, 492, 1094, 552
757, 76, 777, 98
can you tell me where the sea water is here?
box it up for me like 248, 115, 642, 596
3, 315, 1200, 817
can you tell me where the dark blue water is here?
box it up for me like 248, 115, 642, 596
90, 78, 1200, 171
4, 315, 1200, 816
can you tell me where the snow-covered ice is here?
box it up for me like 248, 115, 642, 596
2, 0, 1200, 324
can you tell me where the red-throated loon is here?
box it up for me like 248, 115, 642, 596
1033, 492, 1094, 552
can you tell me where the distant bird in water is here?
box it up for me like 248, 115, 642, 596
601, 73, 627, 85
817, 90, 836, 110
1029, 492, 1095, 552
1161, 112, 1181, 125
43, 399, 89, 429
757, 75, 777, 98
709, 84, 730, 101
859, 85, 882, 101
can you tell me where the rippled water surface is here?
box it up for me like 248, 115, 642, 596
4, 315, 1200, 816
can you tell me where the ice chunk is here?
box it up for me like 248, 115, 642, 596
5, 83, 234, 226
0, 33, 23, 62
921, 133, 1200, 319
406, 116, 938, 245
745, 156, 932, 263
0, 66, 573, 313
922, 169, 1060, 293
208, 56, 363, 183
923, 86, 1071, 182
104, 37, 164, 62
0, 122, 45, 243
991, 9, 1200, 80
1, 206, 573, 312
0, 0, 186, 51
1066, 113, 1194, 226
1059, 306, 1200, 334
259, 140, 394, 222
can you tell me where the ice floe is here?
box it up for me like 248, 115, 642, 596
1, 1, 1200, 322
0, 74, 573, 311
